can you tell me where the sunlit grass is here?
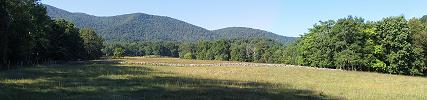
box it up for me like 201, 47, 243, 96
0, 57, 426, 99
151, 65, 427, 99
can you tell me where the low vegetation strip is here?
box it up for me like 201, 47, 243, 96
119, 61, 292, 67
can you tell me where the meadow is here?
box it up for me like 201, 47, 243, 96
0, 57, 426, 100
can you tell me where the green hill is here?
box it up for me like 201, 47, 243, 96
213, 27, 297, 43
45, 5, 296, 43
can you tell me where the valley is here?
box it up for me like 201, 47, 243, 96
2, 1, 427, 100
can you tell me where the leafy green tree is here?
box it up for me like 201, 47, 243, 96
230, 43, 247, 62
182, 53, 194, 59
0, 0, 107, 69
297, 20, 335, 68
179, 43, 195, 59
334, 49, 362, 70
285, 16, 426, 75
144, 43, 161, 55
80, 28, 104, 59
0, 0, 49, 67
374, 16, 422, 75
196, 40, 210, 60
261, 46, 278, 63
113, 47, 125, 58
409, 18, 427, 72
331, 17, 367, 70
212, 39, 230, 61
252, 39, 270, 63
47, 20, 86, 60
161, 42, 179, 57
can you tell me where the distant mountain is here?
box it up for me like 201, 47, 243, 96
45, 5, 296, 43
213, 27, 296, 43
421, 15, 427, 23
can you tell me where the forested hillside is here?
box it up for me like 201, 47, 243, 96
44, 5, 296, 43
213, 27, 297, 43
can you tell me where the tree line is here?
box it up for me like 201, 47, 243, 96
103, 38, 287, 63
103, 41, 179, 58
284, 16, 427, 75
0, 0, 103, 69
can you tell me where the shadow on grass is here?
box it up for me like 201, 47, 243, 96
0, 60, 344, 100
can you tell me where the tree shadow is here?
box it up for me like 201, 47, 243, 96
0, 60, 344, 100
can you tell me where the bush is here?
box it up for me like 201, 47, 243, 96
183, 53, 194, 59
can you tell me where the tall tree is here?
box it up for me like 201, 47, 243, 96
213, 39, 230, 61
179, 42, 195, 59
47, 20, 86, 60
80, 28, 104, 59
230, 42, 247, 62
374, 16, 422, 74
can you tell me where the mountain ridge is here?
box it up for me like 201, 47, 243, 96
44, 5, 296, 43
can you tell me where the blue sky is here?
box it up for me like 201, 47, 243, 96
40, 0, 427, 37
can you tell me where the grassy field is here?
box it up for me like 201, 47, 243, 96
0, 57, 427, 100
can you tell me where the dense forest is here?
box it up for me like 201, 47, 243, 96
44, 5, 296, 44
0, 0, 103, 69
285, 16, 427, 75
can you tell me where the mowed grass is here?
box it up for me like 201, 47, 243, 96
0, 57, 426, 100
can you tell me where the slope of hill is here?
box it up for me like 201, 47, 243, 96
45, 5, 296, 43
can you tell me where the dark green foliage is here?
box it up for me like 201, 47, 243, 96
0, 1, 104, 69
331, 17, 367, 70
113, 47, 125, 58
47, 20, 86, 60
192, 38, 285, 62
0, 0, 45, 67
80, 28, 105, 59
103, 41, 180, 57
44, 5, 297, 44
104, 38, 287, 64
212, 40, 230, 61
409, 18, 427, 73
179, 43, 195, 59
285, 16, 427, 75
230, 43, 247, 62
196, 40, 212, 60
